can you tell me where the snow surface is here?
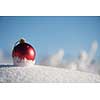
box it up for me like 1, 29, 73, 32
0, 65, 100, 83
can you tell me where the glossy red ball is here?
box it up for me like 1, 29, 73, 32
12, 43, 36, 61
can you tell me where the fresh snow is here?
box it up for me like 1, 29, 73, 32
0, 65, 100, 83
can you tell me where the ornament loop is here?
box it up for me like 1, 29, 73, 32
14, 38, 25, 47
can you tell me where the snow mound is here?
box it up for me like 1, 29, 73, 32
0, 65, 100, 83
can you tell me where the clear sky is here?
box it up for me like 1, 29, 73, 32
0, 16, 100, 62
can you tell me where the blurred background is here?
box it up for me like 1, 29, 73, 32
0, 16, 100, 66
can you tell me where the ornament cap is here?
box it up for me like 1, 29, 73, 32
19, 38, 25, 44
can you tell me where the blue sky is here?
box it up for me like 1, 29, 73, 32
0, 16, 100, 62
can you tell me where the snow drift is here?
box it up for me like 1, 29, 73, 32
40, 41, 100, 74
0, 65, 100, 83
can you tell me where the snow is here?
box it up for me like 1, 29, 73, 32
0, 65, 100, 83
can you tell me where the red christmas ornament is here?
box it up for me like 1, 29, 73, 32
12, 38, 36, 66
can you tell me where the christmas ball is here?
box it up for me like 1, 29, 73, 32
12, 38, 36, 66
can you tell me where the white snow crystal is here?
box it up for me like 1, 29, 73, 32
0, 65, 100, 83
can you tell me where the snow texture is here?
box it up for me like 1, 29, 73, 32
0, 65, 100, 83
